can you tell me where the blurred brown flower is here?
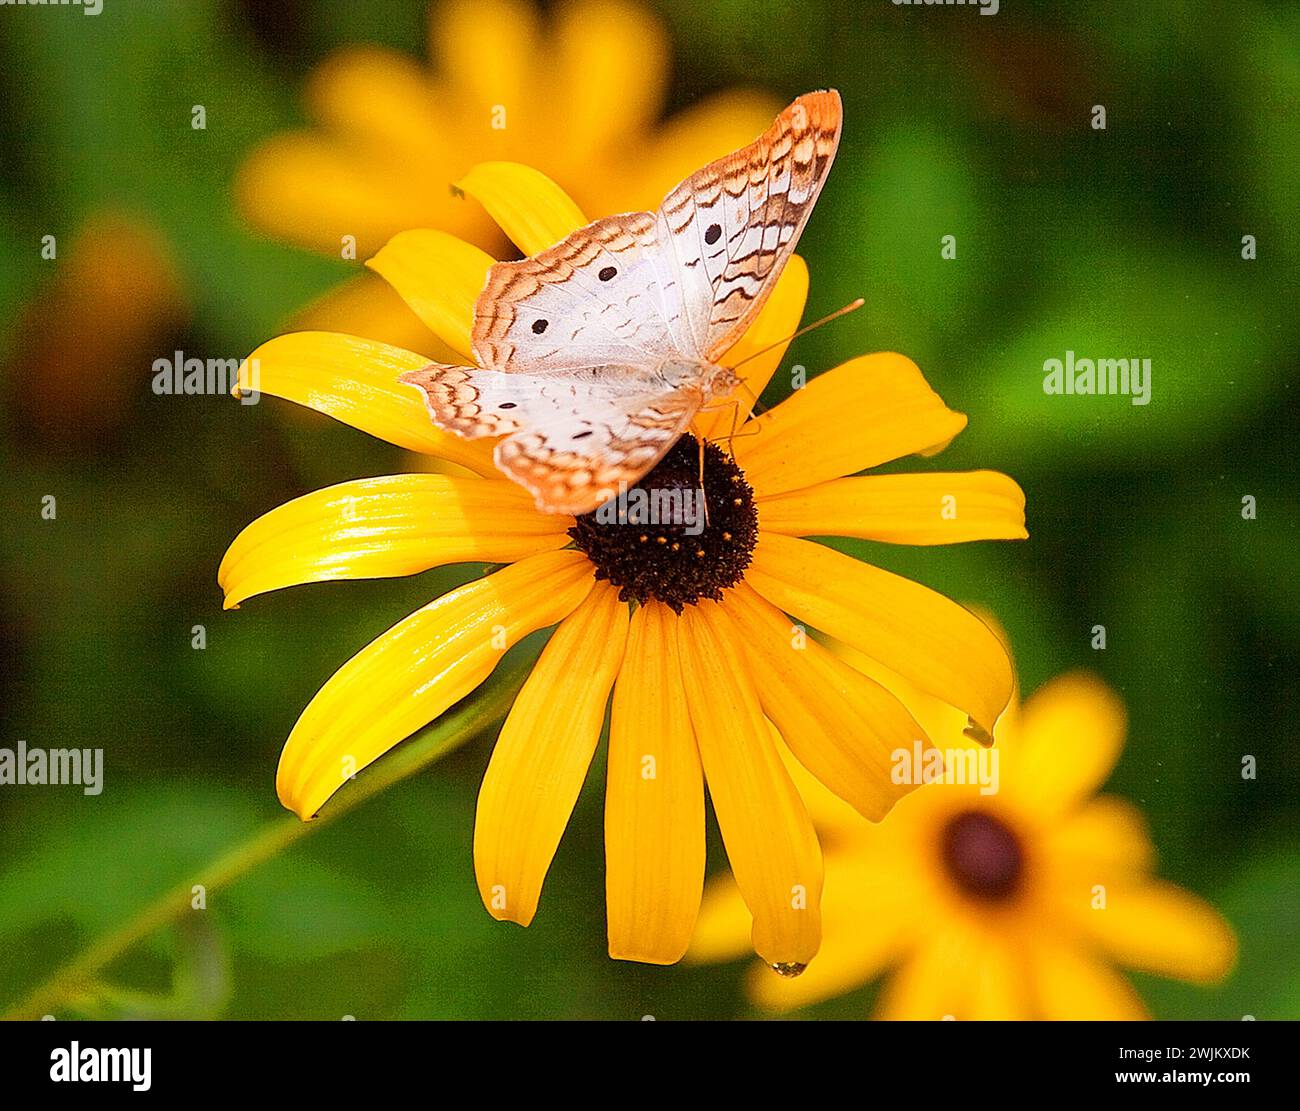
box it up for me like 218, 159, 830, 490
6, 211, 188, 450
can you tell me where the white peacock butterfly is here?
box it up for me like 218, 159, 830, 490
401, 90, 843, 516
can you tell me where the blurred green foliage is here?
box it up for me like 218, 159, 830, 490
0, 0, 1296, 1019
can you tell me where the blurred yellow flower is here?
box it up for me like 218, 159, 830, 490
235, 0, 781, 356
219, 164, 1026, 969
689, 657, 1237, 1018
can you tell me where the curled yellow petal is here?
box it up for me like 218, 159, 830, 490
276, 550, 594, 820
758, 471, 1028, 545
733, 352, 968, 498
606, 601, 705, 964
677, 603, 822, 967
746, 532, 1013, 739
366, 229, 495, 359
237, 331, 496, 473
218, 474, 570, 609
457, 162, 588, 256
719, 583, 930, 821
695, 256, 809, 442
474, 582, 628, 926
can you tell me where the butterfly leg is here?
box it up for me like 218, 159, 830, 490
697, 434, 711, 527
699, 399, 764, 458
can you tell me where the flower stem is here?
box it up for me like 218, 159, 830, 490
2, 653, 532, 1021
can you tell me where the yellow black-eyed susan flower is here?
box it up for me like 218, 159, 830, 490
219, 166, 1027, 969
689, 652, 1237, 1015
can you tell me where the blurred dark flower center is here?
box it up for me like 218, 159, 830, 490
939, 809, 1024, 901
568, 435, 758, 613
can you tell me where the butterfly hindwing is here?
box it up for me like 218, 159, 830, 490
494, 389, 700, 516
401, 363, 700, 515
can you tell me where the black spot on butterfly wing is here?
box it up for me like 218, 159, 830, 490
704, 223, 722, 244
531, 319, 549, 334
598, 266, 617, 281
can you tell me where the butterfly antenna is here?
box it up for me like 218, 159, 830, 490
723, 298, 865, 373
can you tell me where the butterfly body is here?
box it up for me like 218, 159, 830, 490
650, 358, 738, 398
402, 90, 842, 516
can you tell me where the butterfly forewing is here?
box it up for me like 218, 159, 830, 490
658, 89, 842, 362
470, 211, 686, 374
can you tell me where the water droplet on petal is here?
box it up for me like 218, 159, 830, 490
769, 961, 807, 978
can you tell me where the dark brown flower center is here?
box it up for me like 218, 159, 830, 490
939, 810, 1024, 902
568, 435, 758, 613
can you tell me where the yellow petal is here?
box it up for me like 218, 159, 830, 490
550, 0, 668, 159
238, 331, 496, 473
694, 256, 809, 442
1029, 937, 1149, 1020
431, 0, 539, 119
874, 918, 1029, 1020
1006, 672, 1127, 817
1043, 796, 1155, 877
827, 637, 976, 760
366, 229, 495, 359
958, 931, 1033, 1020
747, 532, 1013, 738
303, 46, 450, 160
289, 274, 462, 363
1069, 881, 1237, 984
474, 583, 628, 926
457, 162, 588, 257
733, 353, 968, 498
720, 583, 930, 821
235, 133, 461, 260
757, 471, 1028, 545
875, 932, 972, 1020
276, 550, 594, 820
218, 474, 571, 609
677, 603, 822, 967
605, 601, 706, 964
770, 724, 889, 837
